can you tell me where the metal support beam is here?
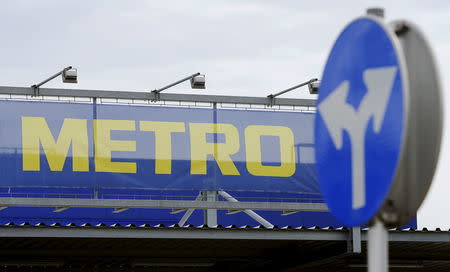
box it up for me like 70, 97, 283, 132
178, 193, 204, 227
112, 208, 129, 214
219, 191, 274, 228
203, 191, 218, 227
282, 210, 300, 216
348, 226, 362, 253
0, 197, 328, 212
226, 210, 243, 215
0, 226, 446, 243
0, 225, 349, 241
53, 207, 70, 213
178, 209, 196, 226
0, 86, 316, 107
170, 209, 188, 214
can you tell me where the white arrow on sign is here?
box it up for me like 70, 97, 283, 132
318, 66, 397, 209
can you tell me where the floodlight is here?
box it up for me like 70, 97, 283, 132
190, 74, 206, 89
308, 80, 320, 94
31, 66, 78, 96
62, 68, 77, 83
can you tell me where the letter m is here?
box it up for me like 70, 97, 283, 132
22, 117, 89, 171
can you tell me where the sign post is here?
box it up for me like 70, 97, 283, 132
315, 8, 442, 271
368, 219, 388, 272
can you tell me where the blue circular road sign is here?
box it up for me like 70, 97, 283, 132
315, 17, 407, 226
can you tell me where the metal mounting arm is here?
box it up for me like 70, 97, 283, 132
152, 72, 201, 101
31, 66, 73, 96
267, 78, 318, 106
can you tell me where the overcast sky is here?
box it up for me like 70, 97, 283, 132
1, 0, 449, 228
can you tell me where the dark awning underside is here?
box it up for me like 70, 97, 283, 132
0, 224, 448, 272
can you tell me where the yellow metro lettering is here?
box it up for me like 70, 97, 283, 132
22, 117, 89, 171
245, 125, 296, 177
94, 119, 136, 173
21, 117, 298, 177
189, 123, 240, 175
139, 121, 185, 174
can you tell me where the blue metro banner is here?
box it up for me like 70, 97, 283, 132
0, 100, 318, 193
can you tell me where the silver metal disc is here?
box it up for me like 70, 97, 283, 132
378, 20, 443, 226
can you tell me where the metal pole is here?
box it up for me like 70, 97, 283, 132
348, 226, 362, 253
202, 102, 219, 227
93, 97, 99, 200
203, 191, 218, 227
31, 66, 72, 89
368, 219, 388, 272
267, 78, 318, 99
31, 66, 72, 96
367, 8, 388, 269
154, 72, 200, 93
